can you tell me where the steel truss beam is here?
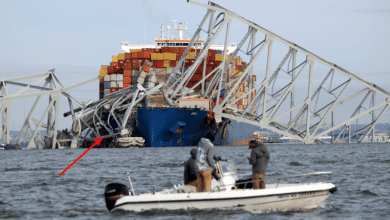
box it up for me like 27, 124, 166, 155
0, 70, 98, 149
162, 1, 390, 144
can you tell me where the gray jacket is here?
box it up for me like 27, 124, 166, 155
249, 142, 270, 174
184, 148, 198, 185
195, 138, 216, 172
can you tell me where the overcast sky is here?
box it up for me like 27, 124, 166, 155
1, 0, 390, 129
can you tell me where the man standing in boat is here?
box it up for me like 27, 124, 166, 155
248, 140, 270, 189
184, 148, 198, 187
195, 133, 218, 192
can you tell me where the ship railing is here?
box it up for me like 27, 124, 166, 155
213, 171, 332, 191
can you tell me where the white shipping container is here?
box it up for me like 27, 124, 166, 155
104, 75, 110, 82
132, 70, 140, 77
117, 81, 123, 88
116, 74, 123, 81
110, 81, 117, 88
111, 74, 117, 81
104, 89, 110, 96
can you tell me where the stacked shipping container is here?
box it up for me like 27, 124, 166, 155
98, 47, 257, 109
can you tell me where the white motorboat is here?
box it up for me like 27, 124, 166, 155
104, 159, 337, 212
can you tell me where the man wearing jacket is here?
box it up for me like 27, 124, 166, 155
184, 148, 198, 187
195, 133, 217, 192
248, 140, 270, 189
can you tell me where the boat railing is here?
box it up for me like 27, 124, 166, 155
214, 171, 332, 191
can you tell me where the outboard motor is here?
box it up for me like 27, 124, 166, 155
104, 183, 132, 211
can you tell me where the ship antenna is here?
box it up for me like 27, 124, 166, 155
167, 26, 170, 40
161, 25, 165, 40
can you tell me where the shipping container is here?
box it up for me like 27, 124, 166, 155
124, 77, 132, 84
111, 74, 117, 81
112, 62, 118, 67
170, 60, 177, 67
110, 81, 117, 88
112, 56, 118, 62
123, 83, 131, 88
131, 76, 138, 84
131, 52, 138, 59
110, 88, 116, 93
107, 66, 114, 74
117, 81, 123, 88
104, 75, 110, 82
104, 89, 110, 96
118, 53, 125, 60
215, 54, 223, 61
132, 70, 140, 77
132, 63, 139, 70
124, 62, 132, 70
124, 70, 132, 77
125, 53, 131, 60
104, 81, 110, 89
117, 74, 124, 81
157, 61, 164, 68
142, 65, 150, 72
101, 65, 108, 70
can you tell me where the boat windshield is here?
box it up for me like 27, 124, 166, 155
219, 159, 237, 175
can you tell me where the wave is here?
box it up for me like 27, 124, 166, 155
360, 190, 378, 196
289, 162, 306, 166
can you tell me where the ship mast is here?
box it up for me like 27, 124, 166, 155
172, 20, 187, 40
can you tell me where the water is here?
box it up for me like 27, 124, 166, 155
1, 143, 389, 220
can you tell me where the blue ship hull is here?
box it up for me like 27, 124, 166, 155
133, 107, 261, 147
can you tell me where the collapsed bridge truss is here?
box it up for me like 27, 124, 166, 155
163, 1, 390, 144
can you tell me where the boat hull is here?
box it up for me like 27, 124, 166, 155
112, 183, 336, 212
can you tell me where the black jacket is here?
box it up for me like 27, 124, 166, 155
249, 142, 270, 174
184, 148, 198, 185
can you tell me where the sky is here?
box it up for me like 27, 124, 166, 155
1, 0, 390, 130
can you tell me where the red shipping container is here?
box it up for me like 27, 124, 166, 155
190, 73, 202, 81
112, 62, 118, 66
107, 66, 114, 74
206, 74, 214, 82
237, 65, 244, 70
143, 65, 150, 72
186, 82, 193, 88
132, 59, 139, 63
124, 70, 132, 77
152, 49, 161, 53
151, 61, 157, 68
171, 47, 179, 53
170, 60, 177, 67
114, 66, 122, 73
157, 61, 164, 68
118, 60, 125, 68
193, 83, 201, 89
125, 53, 131, 60
132, 63, 139, 70
123, 83, 131, 88
142, 51, 151, 59
214, 61, 221, 67
124, 77, 132, 84
124, 62, 132, 70
131, 52, 138, 58
190, 48, 195, 52
110, 88, 116, 93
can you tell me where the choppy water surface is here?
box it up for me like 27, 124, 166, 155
1, 143, 389, 219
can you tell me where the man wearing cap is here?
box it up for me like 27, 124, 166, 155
247, 140, 270, 189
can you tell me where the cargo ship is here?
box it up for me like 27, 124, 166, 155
97, 21, 261, 147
